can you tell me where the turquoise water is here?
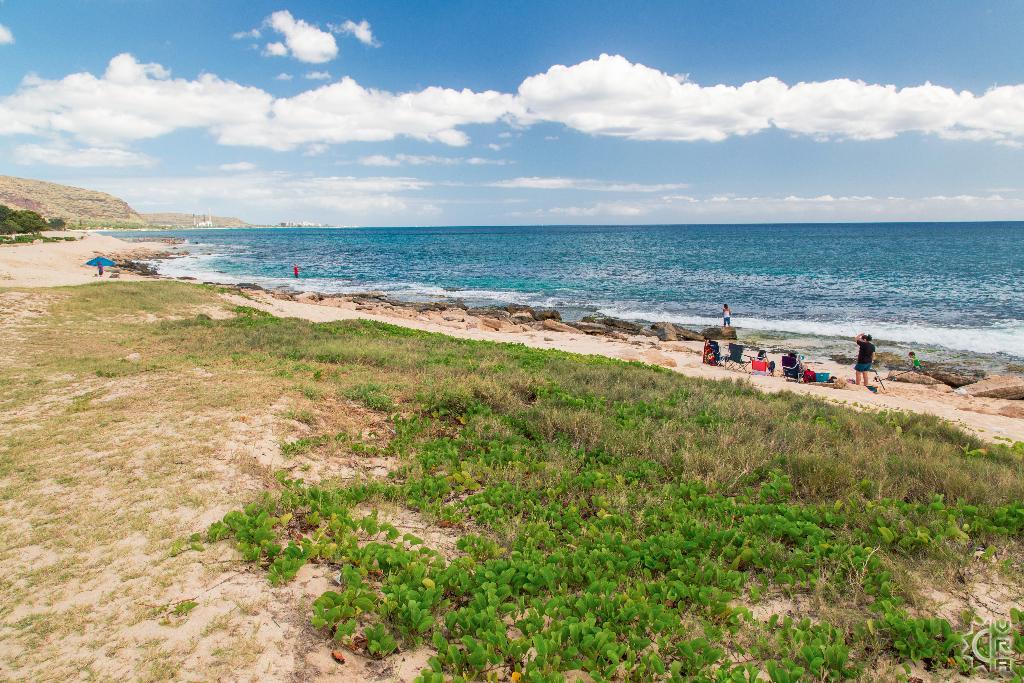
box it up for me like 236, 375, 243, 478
121, 223, 1024, 363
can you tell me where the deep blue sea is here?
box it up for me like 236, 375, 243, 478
114, 223, 1024, 365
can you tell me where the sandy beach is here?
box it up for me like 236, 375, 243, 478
0, 232, 172, 287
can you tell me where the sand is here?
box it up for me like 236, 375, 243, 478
3, 232, 1021, 443
0, 231, 170, 287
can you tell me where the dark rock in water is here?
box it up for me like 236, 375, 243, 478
701, 326, 737, 340
962, 375, 1024, 399
178, 276, 197, 281
580, 315, 643, 334
119, 259, 160, 276
534, 309, 561, 321
651, 322, 704, 342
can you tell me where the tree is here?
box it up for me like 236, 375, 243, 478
48, 217, 67, 230
0, 204, 48, 234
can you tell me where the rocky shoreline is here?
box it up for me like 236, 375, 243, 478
117, 255, 1024, 401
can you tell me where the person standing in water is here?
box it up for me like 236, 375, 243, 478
293, 264, 300, 278
722, 304, 732, 327
854, 333, 876, 387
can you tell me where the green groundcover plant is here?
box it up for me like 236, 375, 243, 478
192, 307, 1024, 681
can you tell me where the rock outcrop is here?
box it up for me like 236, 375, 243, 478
651, 322, 704, 342
542, 319, 577, 334
887, 371, 942, 386
701, 326, 737, 340
962, 375, 1024, 400
579, 315, 643, 334
920, 368, 980, 388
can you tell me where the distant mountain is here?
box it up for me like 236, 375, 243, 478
0, 175, 144, 224
141, 212, 252, 228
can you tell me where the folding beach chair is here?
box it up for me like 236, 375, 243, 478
723, 343, 750, 370
702, 339, 722, 366
750, 358, 770, 376
781, 352, 802, 381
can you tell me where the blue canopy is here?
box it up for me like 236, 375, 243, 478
85, 257, 116, 267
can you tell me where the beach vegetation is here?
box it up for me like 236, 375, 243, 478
191, 304, 1024, 679
3, 282, 1022, 680
0, 203, 49, 235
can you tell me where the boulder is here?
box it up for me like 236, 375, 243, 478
479, 317, 504, 331
534, 309, 562, 321
542, 319, 577, 334
572, 322, 614, 336
467, 306, 511, 319
297, 291, 322, 303
651, 322, 704, 342
441, 309, 466, 322
271, 291, 295, 301
505, 304, 536, 317
920, 367, 980, 388
701, 326, 737, 340
510, 312, 535, 324
887, 371, 942, 386
580, 315, 643, 334
962, 375, 1024, 400
236, 282, 263, 291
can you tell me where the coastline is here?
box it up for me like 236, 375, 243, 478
4, 232, 1022, 442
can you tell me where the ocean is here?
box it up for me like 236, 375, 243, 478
113, 222, 1024, 369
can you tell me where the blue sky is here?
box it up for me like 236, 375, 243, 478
1, 0, 1023, 225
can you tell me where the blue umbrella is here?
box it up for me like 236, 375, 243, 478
85, 257, 116, 266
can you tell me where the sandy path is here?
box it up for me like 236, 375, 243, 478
0, 232, 170, 287
228, 291, 1024, 444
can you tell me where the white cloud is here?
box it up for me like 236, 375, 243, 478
263, 42, 288, 57
0, 53, 515, 152
358, 153, 509, 167
5, 51, 1024, 164
83, 172, 437, 222
0, 24, 13, 45
264, 10, 337, 64
490, 177, 688, 192
358, 154, 401, 167
13, 142, 154, 167
218, 161, 256, 172
517, 53, 1024, 145
275, 73, 294, 81
304, 71, 331, 81
232, 28, 261, 40
538, 192, 1024, 223
550, 202, 649, 217
332, 19, 378, 47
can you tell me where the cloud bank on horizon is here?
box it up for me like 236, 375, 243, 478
4, 53, 1024, 161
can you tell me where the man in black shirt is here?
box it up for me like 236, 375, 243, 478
854, 333, 876, 387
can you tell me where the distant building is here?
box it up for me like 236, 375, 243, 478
277, 220, 327, 227
193, 211, 213, 228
